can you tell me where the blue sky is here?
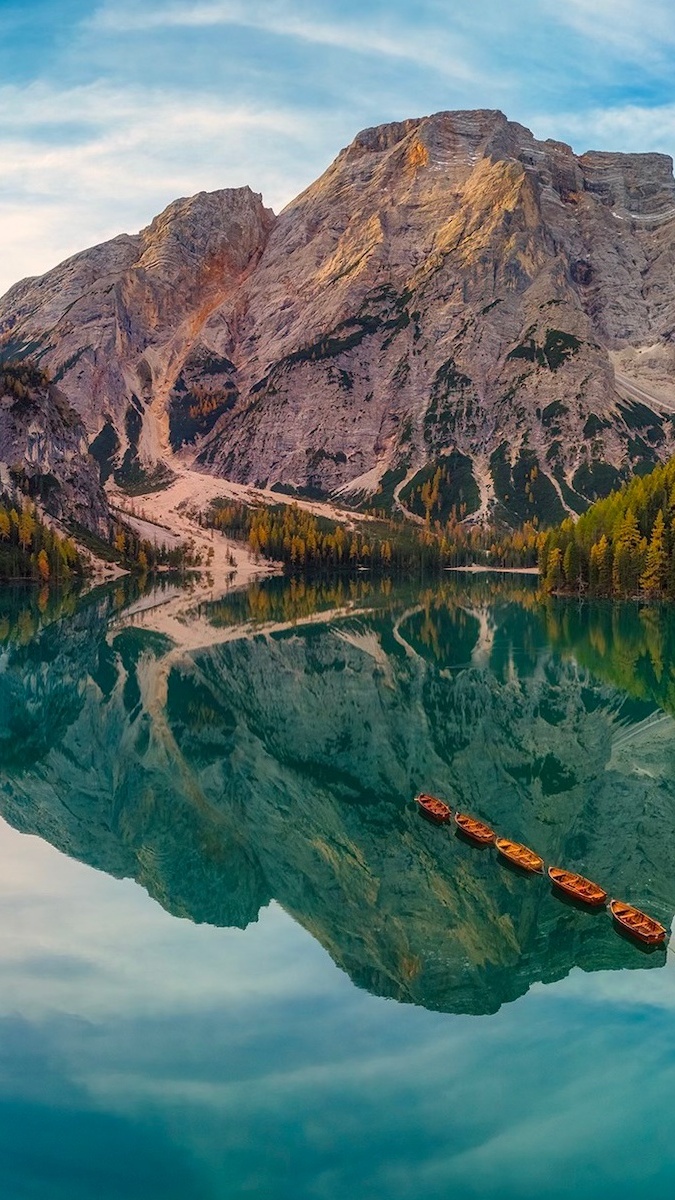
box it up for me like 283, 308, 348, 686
1, 0, 675, 294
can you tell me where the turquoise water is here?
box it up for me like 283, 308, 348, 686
1, 575, 675, 1197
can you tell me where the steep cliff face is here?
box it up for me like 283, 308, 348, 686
0, 362, 111, 535
0, 188, 274, 487
3, 111, 675, 523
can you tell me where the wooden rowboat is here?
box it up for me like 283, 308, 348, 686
548, 866, 607, 907
454, 812, 495, 845
610, 899, 668, 946
415, 793, 452, 824
495, 837, 544, 874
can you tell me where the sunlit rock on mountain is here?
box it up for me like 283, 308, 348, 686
2, 110, 675, 524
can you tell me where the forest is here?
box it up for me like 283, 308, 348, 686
0, 491, 201, 585
109, 521, 202, 573
206, 498, 541, 574
539, 456, 675, 598
0, 496, 84, 582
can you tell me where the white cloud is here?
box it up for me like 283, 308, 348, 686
533, 101, 675, 156
543, 0, 675, 61
0, 81, 327, 295
88, 0, 479, 81
0, 819, 335, 1022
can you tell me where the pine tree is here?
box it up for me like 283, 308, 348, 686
588, 541, 601, 595
640, 509, 668, 596
612, 509, 642, 596
36, 549, 50, 582
545, 546, 563, 592
18, 507, 35, 552
563, 540, 581, 590
597, 534, 613, 595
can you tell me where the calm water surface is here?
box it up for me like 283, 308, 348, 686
1, 575, 675, 1198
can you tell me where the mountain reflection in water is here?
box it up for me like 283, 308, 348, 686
0, 573, 673, 1015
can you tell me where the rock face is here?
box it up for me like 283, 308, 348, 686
0, 188, 273, 489
0, 362, 111, 535
3, 110, 675, 522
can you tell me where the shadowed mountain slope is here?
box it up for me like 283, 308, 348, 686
0, 361, 110, 535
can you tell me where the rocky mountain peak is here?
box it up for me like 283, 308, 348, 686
578, 150, 675, 216
138, 186, 275, 278
343, 116, 424, 159
3, 109, 675, 523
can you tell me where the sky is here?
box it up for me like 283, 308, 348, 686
1, 0, 675, 295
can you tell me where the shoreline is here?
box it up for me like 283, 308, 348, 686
448, 564, 540, 576
105, 470, 283, 649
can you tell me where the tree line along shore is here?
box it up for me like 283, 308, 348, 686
205, 497, 540, 574
206, 456, 675, 604
6, 447, 675, 602
539, 457, 675, 599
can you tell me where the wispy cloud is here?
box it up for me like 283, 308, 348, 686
543, 0, 675, 62
88, 0, 479, 81
0, 81, 306, 146
534, 101, 675, 156
0, 80, 320, 295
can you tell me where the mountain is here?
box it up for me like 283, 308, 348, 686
2, 109, 675, 524
0, 576, 672, 1016
0, 188, 274, 493
0, 361, 110, 536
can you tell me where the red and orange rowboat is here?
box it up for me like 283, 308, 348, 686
610, 899, 668, 946
454, 812, 495, 845
416, 793, 452, 824
548, 866, 607, 907
496, 837, 544, 874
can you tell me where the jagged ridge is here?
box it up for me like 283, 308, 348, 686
3, 110, 675, 524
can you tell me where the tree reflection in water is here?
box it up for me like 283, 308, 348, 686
0, 573, 673, 1015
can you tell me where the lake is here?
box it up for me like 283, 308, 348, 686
1, 573, 675, 1198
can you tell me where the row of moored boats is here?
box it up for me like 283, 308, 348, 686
416, 793, 668, 947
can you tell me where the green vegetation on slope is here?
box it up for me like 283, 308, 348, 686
507, 328, 581, 371
540, 455, 675, 598
168, 353, 239, 451
490, 445, 566, 528
399, 453, 480, 522
0, 496, 83, 583
206, 499, 542, 574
